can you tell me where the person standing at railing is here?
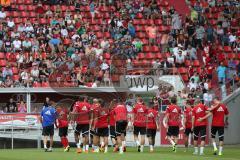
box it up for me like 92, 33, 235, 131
6, 98, 17, 113
17, 101, 27, 113
40, 101, 57, 152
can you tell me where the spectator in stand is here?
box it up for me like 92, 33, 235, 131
217, 62, 227, 84
18, 101, 27, 113
6, 98, 17, 113
175, 50, 185, 67
186, 45, 197, 60
187, 78, 198, 90
193, 24, 205, 49
2, 65, 13, 80
0, 8, 6, 19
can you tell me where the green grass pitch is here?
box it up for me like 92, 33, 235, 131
0, 146, 239, 160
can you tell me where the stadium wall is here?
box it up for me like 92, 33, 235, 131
223, 88, 240, 144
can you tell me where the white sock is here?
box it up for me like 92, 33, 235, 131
86, 145, 89, 151
219, 146, 223, 153
49, 147, 52, 150
194, 147, 198, 153
200, 147, 204, 154
44, 144, 47, 149
101, 141, 105, 147
76, 143, 81, 149
140, 145, 144, 152
119, 145, 123, 153
170, 139, 175, 145
104, 146, 108, 152
83, 145, 86, 151
150, 145, 153, 150
136, 140, 140, 146
122, 141, 126, 147
212, 142, 217, 150
95, 146, 99, 152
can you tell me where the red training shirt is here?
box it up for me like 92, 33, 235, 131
133, 103, 147, 127
165, 104, 181, 127
211, 104, 229, 127
192, 103, 208, 127
74, 101, 91, 124
184, 107, 192, 129
109, 107, 116, 126
56, 107, 68, 128
114, 104, 128, 122
95, 107, 109, 128
146, 108, 158, 129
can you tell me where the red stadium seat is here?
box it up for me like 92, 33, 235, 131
103, 53, 111, 60
42, 82, 50, 87
224, 46, 232, 52
111, 74, 120, 82
12, 67, 18, 75
227, 53, 236, 59
13, 75, 20, 81
145, 53, 154, 59
0, 60, 6, 67
155, 53, 163, 60
193, 60, 200, 67
178, 67, 187, 74
185, 60, 191, 67
181, 74, 189, 82
0, 52, 4, 59
137, 53, 145, 59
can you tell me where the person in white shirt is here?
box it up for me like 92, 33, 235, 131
229, 33, 236, 47
0, 10, 6, 19
187, 78, 198, 90
100, 38, 110, 50
17, 23, 25, 32
100, 60, 109, 71
31, 66, 39, 80
203, 91, 213, 106
7, 18, 15, 28
24, 24, 34, 32
22, 38, 32, 52
12, 38, 22, 51
61, 26, 68, 38
175, 50, 185, 67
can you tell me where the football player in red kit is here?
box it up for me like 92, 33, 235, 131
146, 103, 159, 152
92, 99, 109, 153
109, 99, 117, 150
163, 97, 182, 152
208, 97, 229, 156
73, 96, 91, 153
192, 99, 209, 155
114, 102, 128, 154
133, 97, 147, 152
183, 101, 193, 152
56, 105, 70, 152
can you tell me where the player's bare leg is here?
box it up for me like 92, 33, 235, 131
140, 135, 145, 152
103, 136, 108, 153
219, 141, 224, 156
167, 136, 176, 152
199, 140, 205, 155
184, 136, 189, 152
117, 133, 125, 154
173, 136, 178, 152
212, 138, 218, 155
148, 137, 154, 152
193, 140, 199, 155
49, 135, 53, 152
43, 136, 48, 151
92, 135, 100, 153
134, 134, 141, 152
82, 135, 89, 153
75, 133, 82, 153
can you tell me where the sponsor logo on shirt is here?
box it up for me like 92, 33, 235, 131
172, 108, 178, 113
196, 107, 203, 113
82, 106, 88, 111
45, 110, 51, 116
137, 108, 144, 113
217, 106, 224, 112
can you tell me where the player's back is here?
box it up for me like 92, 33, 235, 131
114, 104, 127, 121
212, 104, 229, 127
184, 107, 192, 129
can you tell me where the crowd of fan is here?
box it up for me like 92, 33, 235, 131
0, 0, 238, 90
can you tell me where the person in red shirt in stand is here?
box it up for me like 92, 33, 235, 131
113, 102, 128, 154
146, 103, 159, 152
109, 99, 117, 150
56, 105, 70, 152
73, 96, 91, 153
208, 97, 229, 156
163, 97, 182, 152
92, 99, 109, 153
192, 98, 209, 156
132, 97, 147, 152
183, 101, 193, 152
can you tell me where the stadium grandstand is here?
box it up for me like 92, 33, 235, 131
0, 0, 239, 159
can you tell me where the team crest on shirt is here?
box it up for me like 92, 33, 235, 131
217, 106, 224, 112
82, 106, 88, 111
196, 107, 203, 113
137, 108, 144, 113
172, 108, 178, 113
